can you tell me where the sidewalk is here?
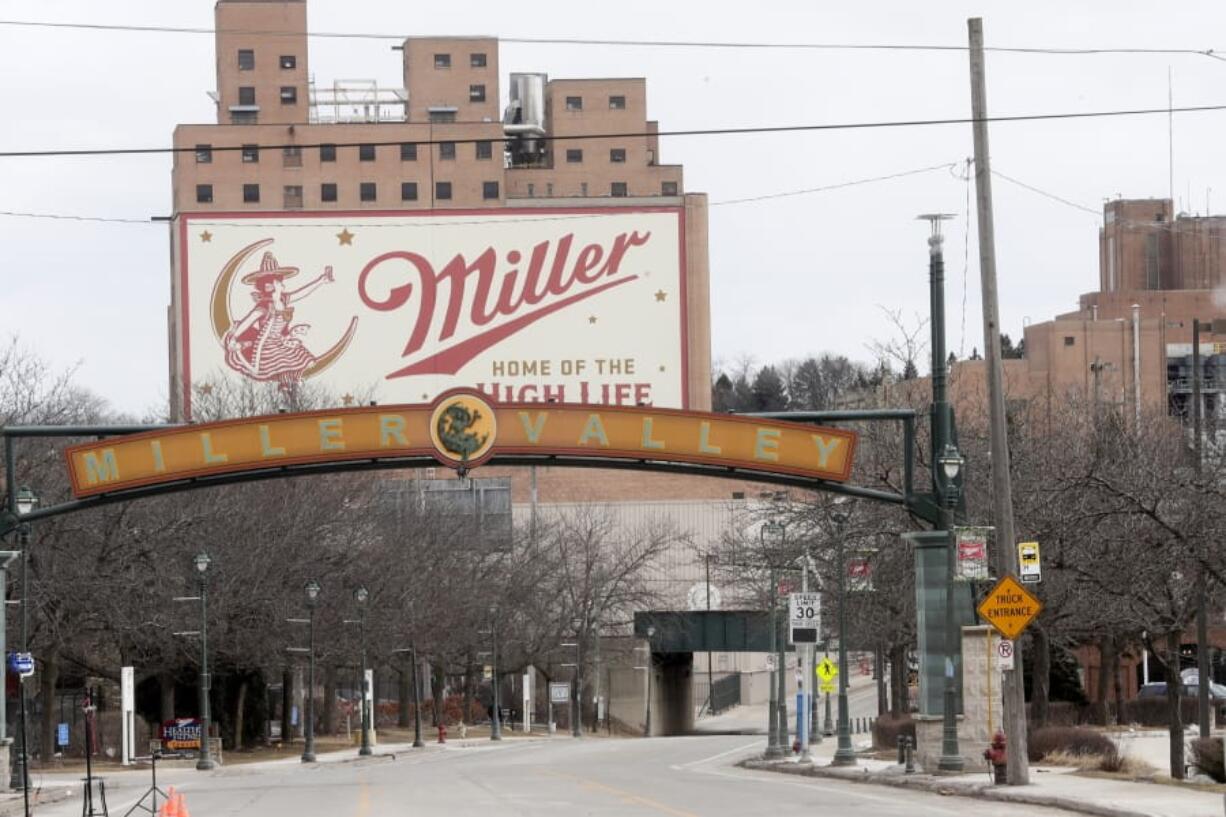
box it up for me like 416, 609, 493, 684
745, 748, 1226, 817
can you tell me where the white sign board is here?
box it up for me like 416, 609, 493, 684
549, 682, 570, 704
522, 672, 533, 733
121, 666, 135, 766
175, 209, 688, 418
997, 639, 1016, 671
788, 592, 821, 644
1018, 541, 1042, 584
766, 654, 778, 672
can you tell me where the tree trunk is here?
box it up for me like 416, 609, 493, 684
232, 678, 248, 750
1031, 626, 1051, 727
889, 644, 907, 718
1111, 644, 1124, 726
160, 671, 176, 723
1163, 630, 1185, 780
322, 664, 336, 735
281, 668, 292, 745
39, 652, 58, 760
875, 647, 887, 717
463, 654, 476, 726
1093, 634, 1114, 726
431, 663, 445, 726
397, 667, 411, 728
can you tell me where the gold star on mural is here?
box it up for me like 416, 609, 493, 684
654, 289, 667, 302
198, 383, 214, 395
588, 315, 598, 324
199, 230, 213, 243
336, 228, 354, 246
341, 393, 354, 406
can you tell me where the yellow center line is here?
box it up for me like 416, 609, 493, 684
354, 778, 371, 817
543, 768, 700, 817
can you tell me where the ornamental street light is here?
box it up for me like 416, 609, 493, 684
301, 579, 321, 763
937, 443, 965, 773
10, 486, 36, 795
489, 608, 502, 741
392, 645, 426, 748
194, 552, 215, 771
644, 625, 656, 736
569, 618, 584, 738
830, 500, 856, 767
353, 586, 372, 756
760, 520, 786, 760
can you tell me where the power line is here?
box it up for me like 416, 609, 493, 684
6, 103, 1226, 159
2, 19, 1225, 60
0, 161, 960, 226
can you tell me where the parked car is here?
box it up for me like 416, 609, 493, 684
1138, 681, 1226, 701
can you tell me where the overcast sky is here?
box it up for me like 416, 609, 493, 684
3, 1, 1226, 417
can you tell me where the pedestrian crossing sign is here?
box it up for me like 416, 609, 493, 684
816, 657, 838, 683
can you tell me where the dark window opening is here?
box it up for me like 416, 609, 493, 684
320, 144, 337, 162
195, 144, 212, 164
475, 141, 492, 160
611, 182, 628, 197
565, 96, 583, 111
439, 142, 456, 160
282, 146, 302, 167
237, 86, 256, 106
469, 84, 486, 102
241, 144, 259, 163
566, 149, 583, 163
610, 148, 626, 163
436, 181, 452, 200
400, 143, 417, 161
280, 55, 296, 70
470, 53, 487, 68
359, 144, 376, 161
609, 95, 626, 109
1064, 336, 1076, 347
429, 110, 456, 123
483, 181, 499, 200
401, 182, 418, 201
359, 182, 377, 202
283, 185, 303, 209
195, 184, 213, 204
434, 53, 451, 68
662, 181, 679, 196
280, 86, 298, 105
321, 183, 338, 202
242, 184, 260, 203
238, 49, 254, 70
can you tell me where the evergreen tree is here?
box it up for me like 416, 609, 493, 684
750, 366, 788, 411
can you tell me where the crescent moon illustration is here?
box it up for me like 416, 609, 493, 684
210, 238, 274, 341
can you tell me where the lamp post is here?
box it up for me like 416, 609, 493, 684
641, 625, 656, 737
354, 586, 372, 756
936, 444, 965, 772
194, 552, 215, 771
830, 501, 856, 767
490, 608, 502, 741
9, 486, 36, 795
568, 618, 583, 738
301, 579, 320, 763
761, 520, 785, 759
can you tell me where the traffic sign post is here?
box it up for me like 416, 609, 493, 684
816, 656, 838, 685
549, 682, 570, 704
976, 575, 1042, 641
8, 652, 33, 678
788, 592, 820, 644
997, 639, 1015, 671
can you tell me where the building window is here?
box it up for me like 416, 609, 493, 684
546, 182, 554, 196
581, 182, 588, 196
280, 86, 298, 105
566, 149, 583, 163
321, 183, 338, 202
565, 96, 582, 111
610, 148, 626, 163
359, 144, 376, 161
320, 144, 336, 162
360, 182, 377, 202
527, 183, 535, 197
238, 49, 254, 70
400, 143, 417, 161
439, 142, 456, 160
401, 182, 418, 201
609, 95, 626, 109
429, 110, 456, 123
241, 144, 259, 163
231, 111, 257, 125
483, 181, 499, 200
662, 181, 679, 196
282, 146, 302, 167
470, 53, 487, 68
611, 182, 628, 197
195, 144, 213, 164
434, 53, 451, 69
195, 184, 213, 204
284, 185, 303, 209
243, 184, 260, 203
238, 86, 256, 106
469, 84, 486, 103
280, 55, 296, 70
475, 140, 492, 160
1063, 336, 1076, 347
436, 181, 452, 200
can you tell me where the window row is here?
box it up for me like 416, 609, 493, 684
564, 148, 628, 163
237, 50, 296, 71
519, 181, 679, 197
236, 86, 297, 105
434, 53, 488, 69
194, 141, 496, 164
564, 95, 627, 111
195, 181, 501, 205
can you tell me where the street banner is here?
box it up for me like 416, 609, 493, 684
955, 527, 992, 581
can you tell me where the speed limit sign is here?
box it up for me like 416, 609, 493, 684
789, 592, 821, 644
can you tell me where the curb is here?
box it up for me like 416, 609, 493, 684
0, 786, 76, 817
740, 760, 1153, 817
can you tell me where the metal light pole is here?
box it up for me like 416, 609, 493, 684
301, 579, 320, 763
761, 521, 785, 759
10, 486, 35, 794
921, 213, 966, 773
411, 645, 425, 748
354, 586, 372, 756
490, 609, 502, 741
194, 552, 215, 771
644, 625, 656, 736
831, 503, 856, 767
568, 619, 583, 738
798, 555, 816, 763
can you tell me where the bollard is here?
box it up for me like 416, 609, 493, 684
897, 735, 906, 764
904, 736, 915, 774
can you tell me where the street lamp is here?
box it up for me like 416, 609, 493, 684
194, 552, 215, 771
937, 443, 965, 773
569, 618, 583, 738
829, 500, 856, 767
301, 579, 320, 763
644, 625, 656, 736
354, 586, 372, 756
760, 520, 786, 760
10, 486, 36, 796
489, 607, 502, 741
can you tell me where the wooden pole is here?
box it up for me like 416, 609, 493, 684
967, 16, 1030, 785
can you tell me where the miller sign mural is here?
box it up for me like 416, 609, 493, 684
175, 208, 688, 417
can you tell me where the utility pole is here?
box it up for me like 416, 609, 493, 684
1193, 319, 1210, 738
968, 16, 1029, 785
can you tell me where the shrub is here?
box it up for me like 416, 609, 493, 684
1027, 726, 1117, 763
872, 715, 915, 751
1191, 738, 1225, 782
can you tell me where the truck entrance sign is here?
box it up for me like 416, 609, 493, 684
976, 575, 1042, 641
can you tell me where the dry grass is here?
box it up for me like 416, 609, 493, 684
1041, 748, 1156, 776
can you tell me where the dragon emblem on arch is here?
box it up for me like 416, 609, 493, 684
428, 391, 497, 470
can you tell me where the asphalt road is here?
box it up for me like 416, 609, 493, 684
24, 731, 1075, 817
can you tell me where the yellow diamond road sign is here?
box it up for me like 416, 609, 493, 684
977, 575, 1043, 641
816, 657, 839, 683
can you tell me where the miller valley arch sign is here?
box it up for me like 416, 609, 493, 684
62, 390, 858, 499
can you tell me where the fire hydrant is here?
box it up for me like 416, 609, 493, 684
437, 723, 447, 744
983, 731, 1007, 784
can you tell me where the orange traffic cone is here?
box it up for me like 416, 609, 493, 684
176, 792, 191, 817
157, 787, 177, 817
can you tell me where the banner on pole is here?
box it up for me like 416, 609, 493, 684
955, 527, 992, 581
